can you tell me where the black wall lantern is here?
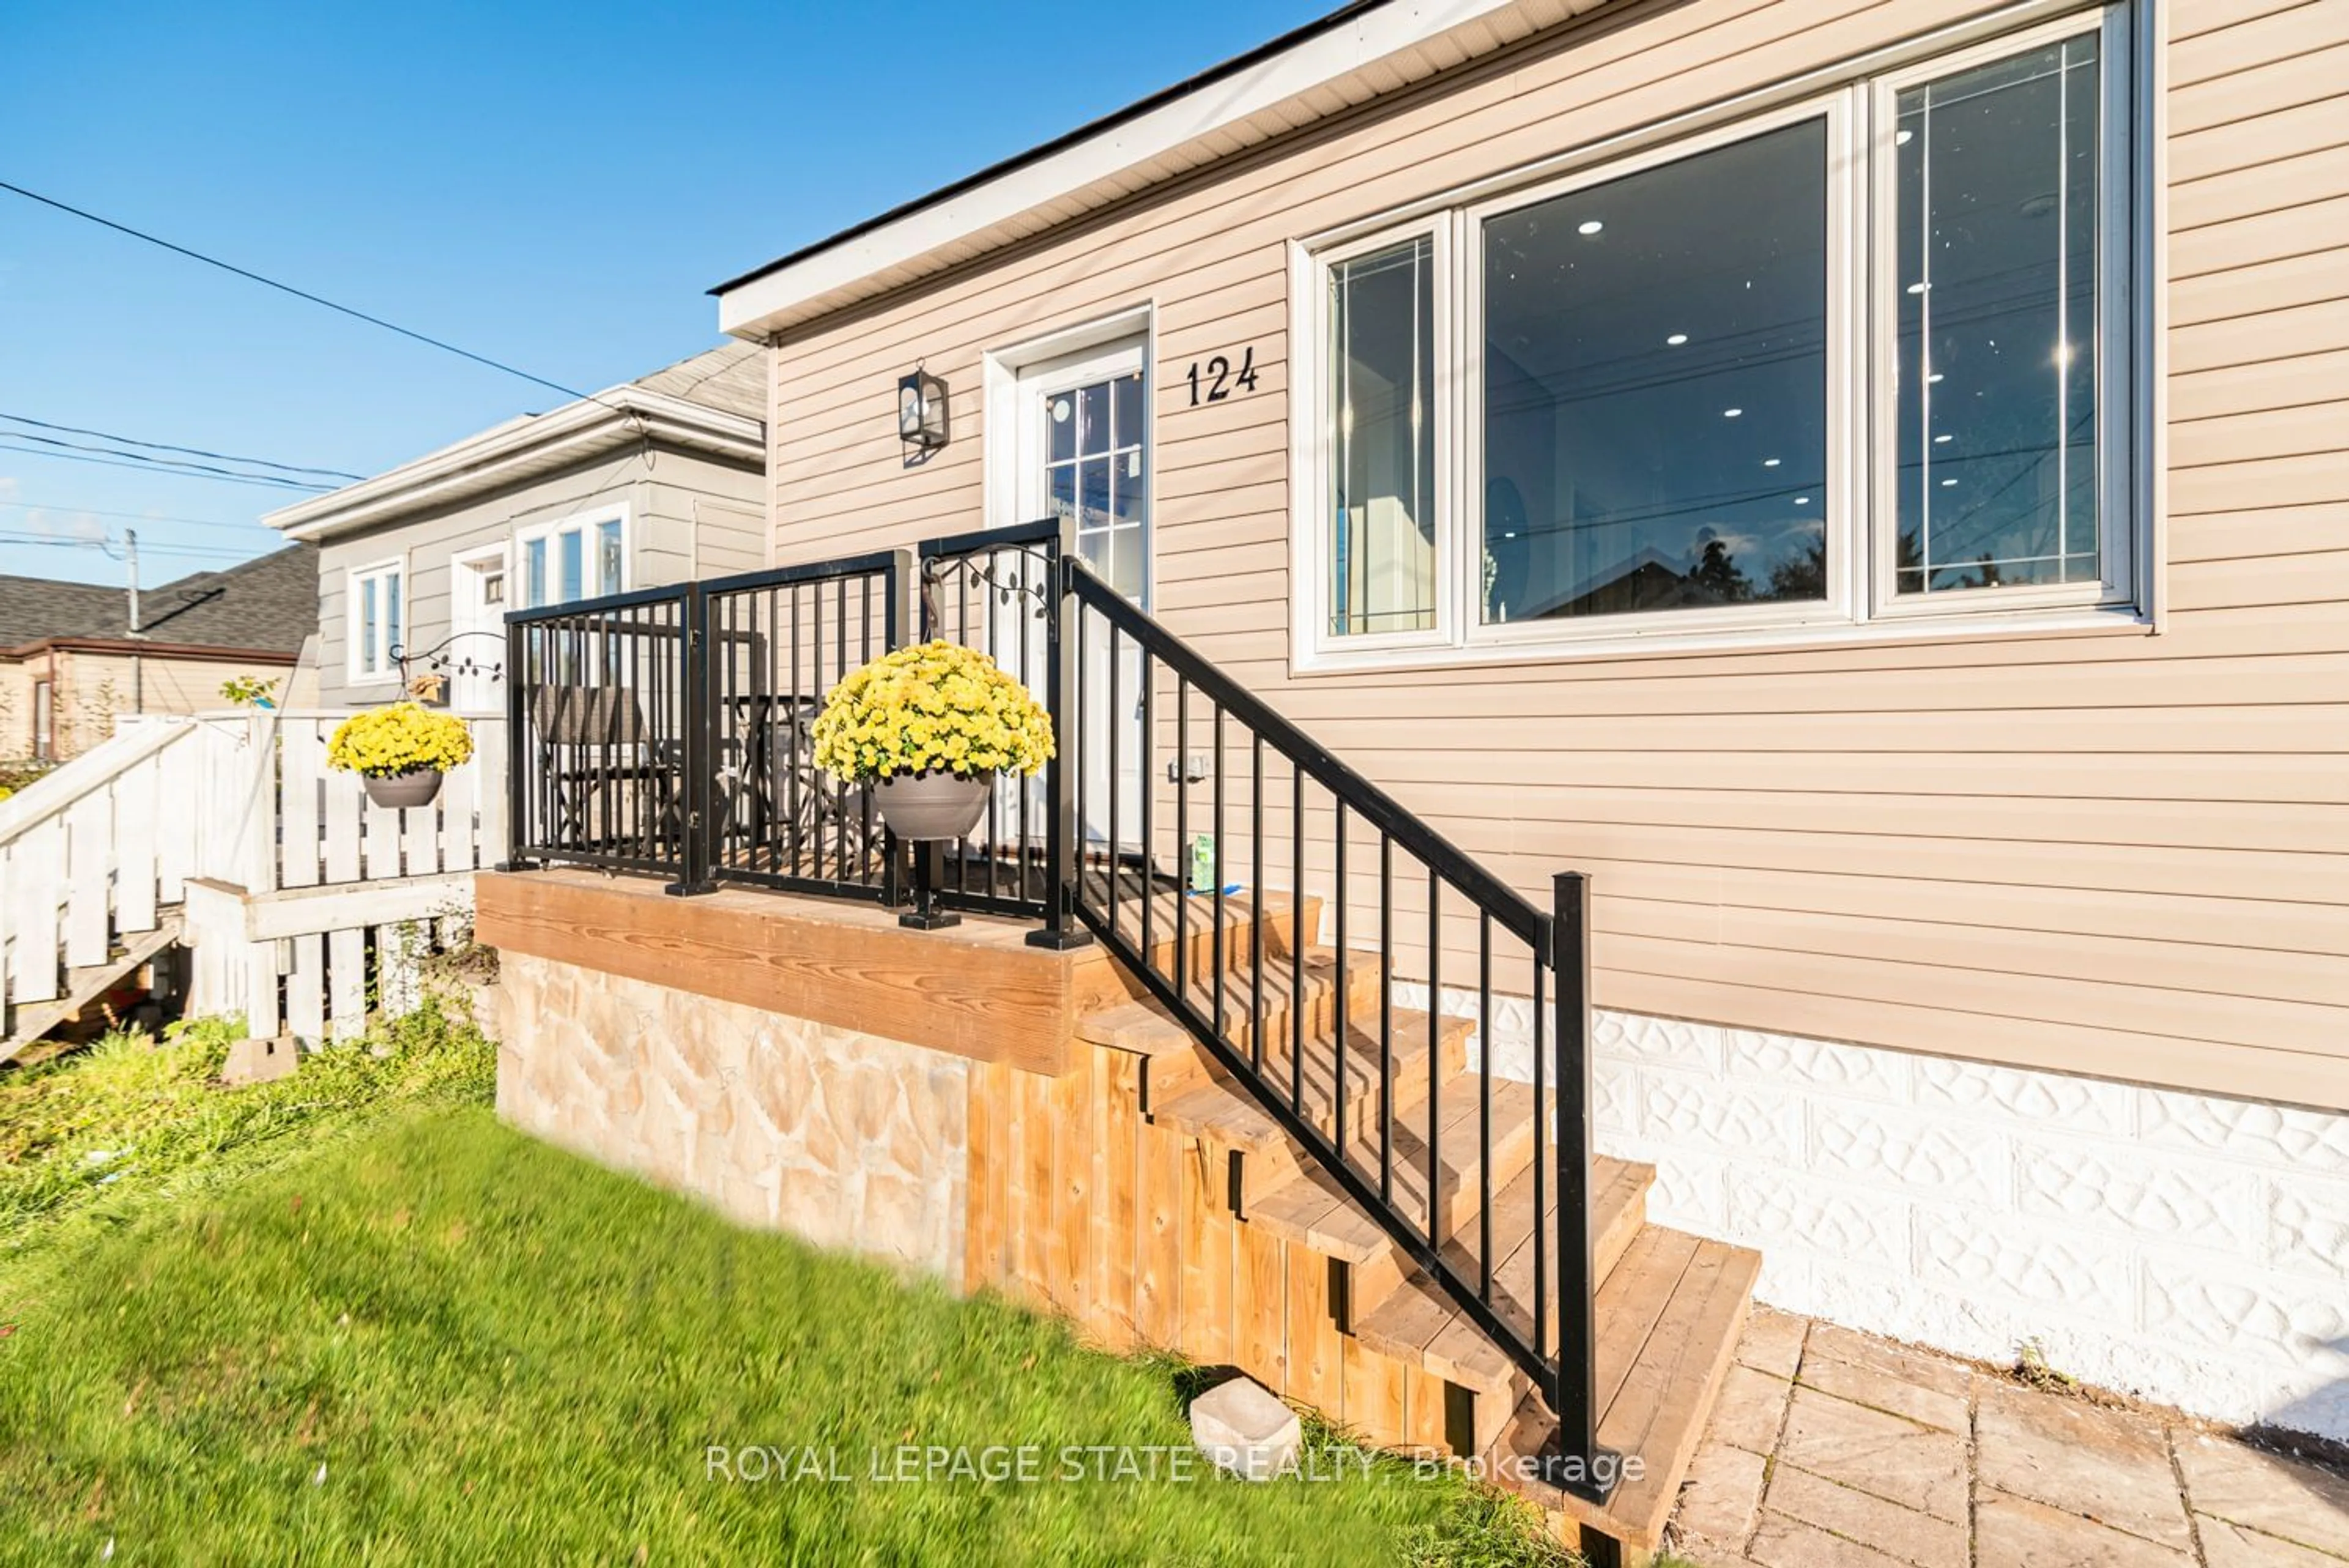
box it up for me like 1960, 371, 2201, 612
897, 365, 949, 464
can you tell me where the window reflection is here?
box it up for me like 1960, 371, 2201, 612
1481, 120, 1830, 623
1329, 236, 1437, 636
1896, 38, 2101, 595
1048, 370, 1147, 600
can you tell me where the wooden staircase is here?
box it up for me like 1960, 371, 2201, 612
1071, 885, 1760, 1559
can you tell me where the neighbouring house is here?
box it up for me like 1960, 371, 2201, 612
0, 543, 319, 761
472, 0, 2347, 1553
262, 342, 767, 711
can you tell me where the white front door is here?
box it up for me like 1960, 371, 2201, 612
1010, 340, 1150, 856
449, 546, 509, 713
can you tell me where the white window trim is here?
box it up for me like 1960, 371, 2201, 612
345, 555, 407, 686
1459, 89, 1861, 653
514, 501, 630, 609
1286, 1, 2154, 677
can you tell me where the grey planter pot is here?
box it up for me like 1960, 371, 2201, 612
362, 769, 444, 810
874, 771, 992, 841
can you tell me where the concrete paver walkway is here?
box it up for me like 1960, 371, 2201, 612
1670, 1309, 2349, 1568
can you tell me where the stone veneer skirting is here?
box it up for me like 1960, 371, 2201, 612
494, 949, 971, 1282
1397, 981, 2349, 1444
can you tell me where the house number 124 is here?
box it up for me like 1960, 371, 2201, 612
1184, 347, 1260, 406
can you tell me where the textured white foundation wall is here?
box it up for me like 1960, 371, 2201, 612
1394, 981, 2349, 1443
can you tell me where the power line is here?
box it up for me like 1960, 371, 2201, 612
0, 430, 333, 491
0, 530, 254, 562
0, 500, 276, 535
0, 178, 604, 407
0, 438, 332, 491
0, 412, 365, 481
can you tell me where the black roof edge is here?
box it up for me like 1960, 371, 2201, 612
707, 0, 1389, 302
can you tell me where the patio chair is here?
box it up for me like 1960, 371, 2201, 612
531, 683, 682, 860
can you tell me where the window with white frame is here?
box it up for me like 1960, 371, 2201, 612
517, 506, 626, 609
1302, 8, 2139, 661
347, 559, 404, 682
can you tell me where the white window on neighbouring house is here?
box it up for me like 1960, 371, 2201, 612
347, 559, 405, 683
517, 506, 627, 609
32, 678, 53, 761
1301, 7, 2141, 663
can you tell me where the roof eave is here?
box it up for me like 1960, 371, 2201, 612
264, 391, 764, 544
713, 0, 1538, 341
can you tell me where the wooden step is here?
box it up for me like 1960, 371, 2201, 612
1074, 945, 1393, 1113
1485, 1228, 1762, 1561
1083, 872, 1323, 983
2, 916, 182, 1065
1151, 1006, 1471, 1173
1351, 1154, 1657, 1398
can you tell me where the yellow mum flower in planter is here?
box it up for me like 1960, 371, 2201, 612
812, 642, 1053, 843
327, 702, 474, 809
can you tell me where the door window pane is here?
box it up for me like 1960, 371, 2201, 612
1896, 37, 2101, 594
1481, 120, 1829, 623
1329, 236, 1436, 636
1048, 369, 1148, 602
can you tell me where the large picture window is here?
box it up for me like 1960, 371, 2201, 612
1480, 119, 1829, 626
1300, 9, 2139, 665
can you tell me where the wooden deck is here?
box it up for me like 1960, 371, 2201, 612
487, 868, 1757, 1559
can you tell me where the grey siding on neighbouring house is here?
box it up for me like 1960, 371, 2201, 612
314, 446, 763, 707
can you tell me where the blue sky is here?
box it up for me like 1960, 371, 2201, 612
0, 0, 1322, 585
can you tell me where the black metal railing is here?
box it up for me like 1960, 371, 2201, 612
505, 584, 695, 880
1058, 561, 1616, 1504
913, 518, 1077, 941
502, 526, 1607, 1493
699, 551, 905, 902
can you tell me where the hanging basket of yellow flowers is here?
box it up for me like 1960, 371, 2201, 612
811, 641, 1053, 841
327, 701, 474, 809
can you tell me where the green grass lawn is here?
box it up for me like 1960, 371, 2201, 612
0, 1020, 1569, 1567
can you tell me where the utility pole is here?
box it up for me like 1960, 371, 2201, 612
125, 528, 145, 716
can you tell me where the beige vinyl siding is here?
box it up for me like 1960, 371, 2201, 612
763, 0, 2349, 1110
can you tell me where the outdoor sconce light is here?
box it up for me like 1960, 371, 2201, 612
897, 365, 949, 463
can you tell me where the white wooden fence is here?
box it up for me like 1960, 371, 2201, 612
1, 709, 507, 1049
